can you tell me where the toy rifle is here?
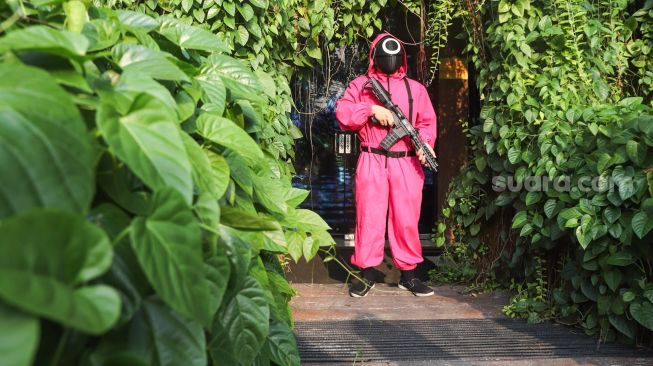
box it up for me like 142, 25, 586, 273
363, 77, 439, 172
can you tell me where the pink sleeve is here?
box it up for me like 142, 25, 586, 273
335, 79, 374, 131
415, 85, 437, 148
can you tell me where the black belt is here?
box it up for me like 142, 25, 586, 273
361, 146, 416, 158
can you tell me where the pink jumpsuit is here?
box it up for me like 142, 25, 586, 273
335, 32, 437, 271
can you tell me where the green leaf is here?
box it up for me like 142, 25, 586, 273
97, 93, 193, 204
603, 206, 621, 224
626, 140, 647, 166
158, 18, 229, 52
508, 147, 521, 164
220, 206, 280, 231
82, 18, 121, 51
512, 211, 528, 229
0, 302, 39, 366
293, 209, 331, 231
182, 135, 228, 199
210, 277, 270, 365
236, 25, 250, 46
116, 71, 177, 109
284, 231, 304, 262
91, 297, 207, 366
0, 209, 119, 334
525, 191, 541, 206
204, 254, 231, 314
197, 77, 226, 115
249, 0, 268, 8
197, 113, 264, 165
0, 64, 94, 218
609, 314, 636, 339
237, 3, 255, 21
113, 43, 189, 82
629, 301, 653, 331
206, 150, 231, 197
63, 0, 88, 32
604, 270, 621, 292
199, 54, 265, 104
306, 45, 322, 60
130, 188, 212, 327
632, 211, 653, 239
606, 251, 635, 266
543, 199, 559, 218
116, 10, 158, 29
267, 320, 300, 366
0, 25, 88, 59
302, 236, 319, 261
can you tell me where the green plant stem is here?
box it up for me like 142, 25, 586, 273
50, 327, 70, 366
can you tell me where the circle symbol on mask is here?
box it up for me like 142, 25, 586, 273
381, 38, 401, 55
374, 36, 404, 75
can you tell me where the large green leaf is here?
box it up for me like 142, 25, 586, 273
0, 25, 88, 59
267, 320, 300, 366
130, 188, 212, 326
629, 301, 653, 331
197, 78, 227, 115
204, 254, 231, 314
158, 17, 229, 52
606, 251, 635, 266
631, 211, 653, 239
112, 43, 189, 81
289, 208, 331, 231
139, 298, 207, 365
0, 209, 119, 334
197, 113, 264, 165
0, 302, 39, 366
97, 93, 193, 204
210, 276, 270, 366
116, 10, 159, 29
220, 206, 280, 230
90, 298, 206, 366
626, 140, 646, 166
0, 64, 94, 218
198, 54, 265, 104
182, 134, 228, 199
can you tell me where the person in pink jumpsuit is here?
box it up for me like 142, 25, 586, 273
335, 32, 437, 297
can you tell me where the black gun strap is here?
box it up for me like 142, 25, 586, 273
367, 76, 413, 124
403, 77, 413, 124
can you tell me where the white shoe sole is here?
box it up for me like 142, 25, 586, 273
350, 283, 375, 297
398, 283, 435, 297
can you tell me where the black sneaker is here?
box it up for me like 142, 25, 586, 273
349, 278, 375, 297
398, 278, 435, 297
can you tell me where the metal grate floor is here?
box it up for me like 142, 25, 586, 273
294, 318, 653, 364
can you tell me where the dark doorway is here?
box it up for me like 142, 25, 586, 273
291, 6, 437, 243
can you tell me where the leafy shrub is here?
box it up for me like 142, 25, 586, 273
0, 1, 339, 364
435, 0, 653, 345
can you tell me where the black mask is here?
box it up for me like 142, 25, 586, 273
373, 36, 404, 75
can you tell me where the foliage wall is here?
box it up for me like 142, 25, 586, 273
434, 0, 653, 345
0, 0, 399, 364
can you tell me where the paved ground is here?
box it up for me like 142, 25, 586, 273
291, 283, 653, 365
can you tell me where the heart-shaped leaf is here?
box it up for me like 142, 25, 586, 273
0, 209, 119, 334
0, 64, 94, 218
130, 188, 212, 326
97, 93, 193, 204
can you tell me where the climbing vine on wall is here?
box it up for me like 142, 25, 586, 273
435, 0, 653, 346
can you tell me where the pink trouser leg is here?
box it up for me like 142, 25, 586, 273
351, 152, 389, 269
387, 156, 425, 270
